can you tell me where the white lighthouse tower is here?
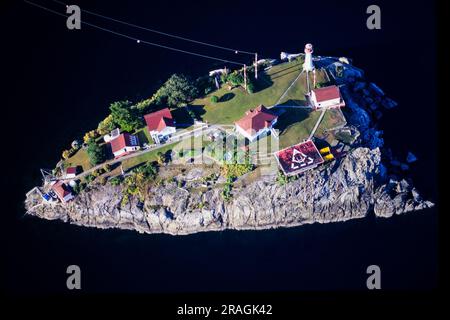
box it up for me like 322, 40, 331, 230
303, 43, 314, 72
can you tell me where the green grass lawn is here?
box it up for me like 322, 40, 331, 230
278, 68, 330, 106
189, 60, 307, 124
64, 149, 92, 172
275, 108, 320, 149
115, 62, 341, 171
274, 106, 346, 149
314, 108, 347, 138
134, 127, 153, 145
188, 60, 332, 126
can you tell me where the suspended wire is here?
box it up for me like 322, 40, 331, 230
51, 0, 256, 55
24, 0, 247, 66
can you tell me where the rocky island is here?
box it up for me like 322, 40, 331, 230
24, 46, 434, 236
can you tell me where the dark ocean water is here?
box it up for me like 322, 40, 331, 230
4, 0, 438, 293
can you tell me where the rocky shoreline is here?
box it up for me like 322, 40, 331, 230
24, 57, 434, 235
25, 147, 433, 236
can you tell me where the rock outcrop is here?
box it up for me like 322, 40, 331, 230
26, 147, 433, 235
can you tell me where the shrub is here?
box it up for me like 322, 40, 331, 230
83, 130, 99, 143
98, 176, 107, 185
221, 182, 232, 201
121, 195, 129, 207
62, 149, 74, 160
247, 82, 255, 94
110, 176, 123, 186
71, 140, 81, 150
227, 71, 244, 86
85, 174, 95, 183
211, 95, 219, 103
220, 163, 253, 179
156, 152, 165, 165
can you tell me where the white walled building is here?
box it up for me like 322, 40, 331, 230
235, 105, 278, 142
110, 133, 140, 158
144, 108, 177, 144
309, 85, 345, 109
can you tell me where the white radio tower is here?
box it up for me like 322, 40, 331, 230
303, 43, 314, 72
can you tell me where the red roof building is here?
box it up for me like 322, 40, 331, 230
110, 133, 140, 158
309, 85, 345, 109
274, 140, 324, 176
235, 105, 278, 142
65, 166, 78, 178
144, 108, 176, 143
51, 181, 74, 203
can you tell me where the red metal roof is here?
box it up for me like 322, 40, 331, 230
235, 105, 277, 135
66, 167, 77, 175
144, 108, 175, 132
312, 85, 341, 102
52, 181, 72, 201
274, 140, 324, 175
110, 133, 139, 153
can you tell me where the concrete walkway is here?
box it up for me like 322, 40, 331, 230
269, 69, 305, 108
308, 108, 327, 140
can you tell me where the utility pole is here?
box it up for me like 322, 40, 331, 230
306, 71, 310, 93
255, 53, 258, 80
243, 64, 247, 91
313, 69, 316, 88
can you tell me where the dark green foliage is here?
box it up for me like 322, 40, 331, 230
221, 181, 232, 201
85, 173, 95, 183
276, 170, 298, 185
158, 74, 199, 107
247, 82, 255, 93
226, 71, 244, 86
86, 141, 105, 166
196, 76, 216, 96
109, 100, 142, 132
72, 183, 81, 194
110, 176, 123, 186
134, 161, 157, 179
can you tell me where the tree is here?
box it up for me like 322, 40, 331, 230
211, 95, 219, 103
158, 74, 199, 107
97, 114, 116, 135
109, 100, 142, 132
226, 71, 244, 86
110, 176, 123, 186
62, 149, 74, 160
196, 75, 216, 95
156, 151, 165, 165
83, 130, 98, 143
85, 173, 95, 183
86, 141, 105, 166
134, 161, 157, 179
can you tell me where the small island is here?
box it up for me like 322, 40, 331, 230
25, 44, 433, 235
